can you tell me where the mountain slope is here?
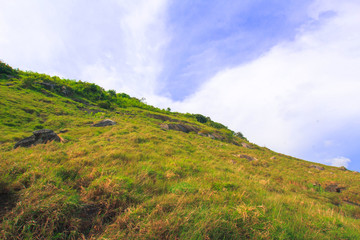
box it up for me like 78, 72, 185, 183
1, 62, 360, 239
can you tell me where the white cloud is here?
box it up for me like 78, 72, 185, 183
0, 0, 169, 98
326, 157, 351, 168
0, 0, 68, 68
77, 0, 169, 98
157, 0, 360, 165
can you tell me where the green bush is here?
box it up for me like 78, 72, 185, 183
20, 77, 36, 88
194, 114, 208, 123
98, 100, 113, 110
0, 61, 17, 76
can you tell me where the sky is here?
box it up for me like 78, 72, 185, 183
1, 0, 360, 171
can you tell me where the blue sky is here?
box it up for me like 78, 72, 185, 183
1, 0, 360, 171
161, 0, 313, 99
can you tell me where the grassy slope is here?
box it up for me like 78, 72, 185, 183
0, 65, 360, 239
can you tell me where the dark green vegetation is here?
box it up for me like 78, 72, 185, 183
1, 61, 360, 239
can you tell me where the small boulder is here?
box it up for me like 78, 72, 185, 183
198, 132, 225, 141
270, 156, 277, 160
235, 154, 257, 161
14, 129, 61, 149
93, 119, 117, 127
161, 123, 199, 133
309, 165, 324, 170
39, 82, 56, 90
148, 114, 179, 122
61, 86, 72, 96
241, 143, 252, 149
325, 183, 346, 193
339, 166, 348, 171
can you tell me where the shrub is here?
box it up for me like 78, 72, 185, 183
0, 61, 17, 76
98, 100, 113, 110
20, 77, 36, 88
234, 132, 244, 138
194, 114, 208, 123
108, 89, 116, 97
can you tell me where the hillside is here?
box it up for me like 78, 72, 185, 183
1, 61, 360, 239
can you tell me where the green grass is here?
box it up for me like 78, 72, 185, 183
1, 62, 360, 239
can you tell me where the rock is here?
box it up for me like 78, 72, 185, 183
241, 143, 252, 149
309, 165, 325, 170
61, 86, 72, 96
148, 114, 179, 122
59, 129, 69, 133
93, 119, 117, 127
161, 123, 199, 133
198, 132, 225, 141
39, 82, 56, 90
325, 183, 346, 193
339, 166, 348, 171
235, 154, 257, 161
270, 156, 277, 160
14, 129, 61, 149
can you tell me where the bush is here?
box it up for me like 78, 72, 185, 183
0, 61, 17, 76
98, 100, 113, 110
20, 77, 36, 88
209, 121, 227, 129
194, 114, 208, 123
234, 132, 244, 138
108, 89, 116, 97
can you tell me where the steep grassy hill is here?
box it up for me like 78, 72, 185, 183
1, 61, 360, 239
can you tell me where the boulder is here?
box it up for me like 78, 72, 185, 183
148, 114, 179, 122
198, 132, 225, 141
161, 123, 199, 133
309, 165, 325, 170
39, 82, 56, 90
14, 129, 61, 149
325, 183, 346, 193
235, 154, 257, 161
241, 143, 253, 149
93, 119, 117, 127
61, 86, 72, 96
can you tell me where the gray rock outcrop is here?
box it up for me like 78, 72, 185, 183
14, 129, 61, 148
93, 119, 117, 127
325, 183, 346, 193
309, 165, 325, 170
161, 123, 199, 133
234, 154, 257, 161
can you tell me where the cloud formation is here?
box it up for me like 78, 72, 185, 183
0, 0, 168, 98
161, 0, 360, 169
161, 0, 312, 99
326, 157, 351, 168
